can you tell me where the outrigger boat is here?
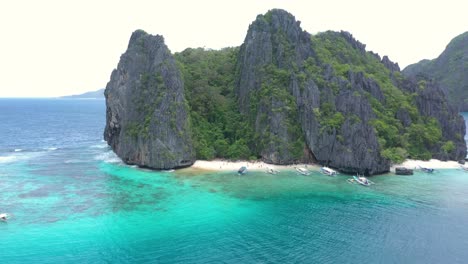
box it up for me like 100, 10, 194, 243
321, 166, 337, 176
418, 165, 435, 173
295, 167, 310, 176
0, 213, 11, 222
348, 175, 374, 186
238, 166, 247, 175
353, 175, 372, 186
266, 167, 279, 175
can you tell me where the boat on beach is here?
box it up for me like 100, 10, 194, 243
238, 166, 247, 175
321, 167, 337, 176
418, 165, 434, 173
295, 167, 310, 176
266, 167, 279, 175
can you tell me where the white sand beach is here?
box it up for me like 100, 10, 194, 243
191, 159, 319, 172
190, 158, 465, 173
391, 159, 463, 171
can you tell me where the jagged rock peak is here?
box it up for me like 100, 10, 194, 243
339, 31, 400, 72
251, 9, 304, 37
104, 30, 194, 170
127, 29, 167, 53
382, 55, 400, 72
339, 31, 366, 53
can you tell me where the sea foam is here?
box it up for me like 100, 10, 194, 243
0, 151, 44, 164
94, 151, 121, 164
0, 155, 17, 164
90, 143, 109, 149
44, 147, 58, 151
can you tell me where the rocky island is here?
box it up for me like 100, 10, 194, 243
403, 31, 468, 112
104, 9, 466, 174
104, 30, 194, 169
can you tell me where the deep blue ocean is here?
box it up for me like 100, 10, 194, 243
1, 98, 468, 263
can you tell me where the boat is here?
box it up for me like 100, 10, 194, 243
0, 213, 10, 222
321, 166, 337, 176
238, 166, 247, 175
266, 167, 279, 175
353, 175, 372, 186
418, 165, 434, 173
295, 167, 310, 176
460, 165, 468, 171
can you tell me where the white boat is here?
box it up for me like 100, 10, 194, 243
321, 167, 337, 176
266, 167, 279, 175
0, 213, 10, 221
461, 165, 468, 171
296, 167, 310, 176
353, 175, 372, 186
238, 166, 247, 175
418, 165, 435, 173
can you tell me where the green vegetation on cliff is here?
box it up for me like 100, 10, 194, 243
253, 63, 306, 161
310, 32, 443, 162
106, 10, 466, 173
173, 31, 455, 164
175, 48, 255, 160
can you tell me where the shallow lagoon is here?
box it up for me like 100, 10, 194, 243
1, 99, 468, 263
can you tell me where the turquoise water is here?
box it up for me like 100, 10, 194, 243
1, 100, 468, 263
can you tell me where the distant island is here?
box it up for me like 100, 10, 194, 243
403, 31, 468, 112
61, 88, 104, 99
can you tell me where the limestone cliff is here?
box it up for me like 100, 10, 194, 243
235, 9, 466, 174
104, 30, 194, 169
104, 10, 466, 175
236, 10, 390, 173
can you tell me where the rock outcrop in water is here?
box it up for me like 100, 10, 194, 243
104, 10, 466, 175
104, 30, 194, 169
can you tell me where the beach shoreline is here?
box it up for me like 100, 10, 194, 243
390, 159, 463, 171
188, 158, 464, 173
190, 159, 319, 172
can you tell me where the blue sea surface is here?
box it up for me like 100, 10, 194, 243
1, 99, 468, 263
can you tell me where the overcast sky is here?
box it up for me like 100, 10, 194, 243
1, 0, 467, 97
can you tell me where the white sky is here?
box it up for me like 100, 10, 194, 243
0, 0, 467, 97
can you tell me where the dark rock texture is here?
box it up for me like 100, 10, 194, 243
235, 9, 465, 174
103, 10, 466, 175
236, 9, 315, 164
403, 32, 468, 111
236, 10, 390, 174
104, 30, 194, 169
401, 76, 466, 160
395, 167, 413, 175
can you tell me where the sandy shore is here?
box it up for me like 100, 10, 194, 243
191, 159, 319, 172
391, 159, 463, 171
191, 158, 464, 173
